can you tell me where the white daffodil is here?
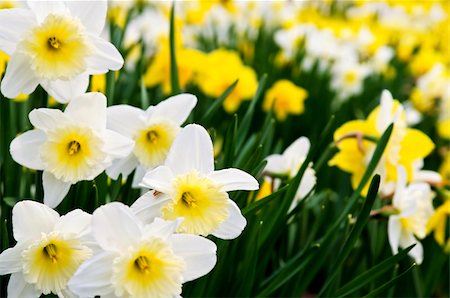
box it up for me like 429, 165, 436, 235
106, 94, 197, 187
388, 167, 435, 265
68, 202, 217, 298
0, 200, 93, 297
10, 92, 134, 208
264, 136, 316, 210
0, 0, 123, 103
330, 58, 371, 102
134, 124, 259, 239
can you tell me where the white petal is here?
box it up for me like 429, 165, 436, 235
103, 129, 134, 160
393, 166, 407, 207
142, 218, 182, 240
140, 166, 175, 193
29, 108, 67, 132
131, 192, 171, 225
1, 52, 39, 99
42, 73, 89, 104
399, 232, 423, 265
107, 105, 146, 137
26, 0, 66, 23
0, 8, 35, 55
388, 216, 400, 255
86, 35, 124, 74
66, 0, 106, 36
0, 243, 27, 274
132, 165, 147, 188
92, 202, 142, 252
284, 137, 310, 160
171, 234, 217, 282
106, 153, 138, 180
165, 124, 214, 175
54, 209, 91, 237
265, 154, 288, 174
43, 171, 72, 208
64, 92, 107, 129
212, 200, 246, 240
377, 90, 393, 132
68, 251, 116, 297
414, 170, 442, 184
7, 272, 41, 298
9, 130, 46, 170
151, 94, 198, 125
208, 168, 259, 192
12, 200, 59, 242
296, 167, 316, 199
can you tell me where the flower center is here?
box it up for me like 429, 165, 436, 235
162, 171, 229, 235
134, 256, 151, 275
22, 13, 92, 80
47, 36, 61, 50
146, 130, 158, 144
67, 140, 81, 155
134, 122, 178, 169
43, 243, 58, 264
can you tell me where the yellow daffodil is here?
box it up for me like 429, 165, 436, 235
263, 80, 308, 121
329, 90, 435, 194
427, 199, 450, 251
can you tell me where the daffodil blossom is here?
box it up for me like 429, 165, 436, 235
388, 167, 435, 265
0, 0, 123, 103
68, 202, 217, 298
10, 92, 134, 208
264, 136, 316, 210
0, 200, 93, 297
134, 124, 259, 239
106, 93, 197, 187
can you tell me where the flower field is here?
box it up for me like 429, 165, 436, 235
0, 0, 449, 297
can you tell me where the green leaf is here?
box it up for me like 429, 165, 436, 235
169, 2, 180, 94
140, 79, 150, 108
242, 185, 288, 215
237, 74, 267, 148
3, 197, 18, 207
202, 79, 239, 124
362, 264, 416, 298
319, 174, 381, 296
334, 245, 415, 297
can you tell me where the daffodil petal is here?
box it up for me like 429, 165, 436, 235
86, 35, 124, 73
400, 128, 435, 162
106, 153, 139, 180
140, 166, 175, 193
26, 0, 66, 23
131, 192, 171, 225
166, 124, 214, 175
265, 154, 288, 174
388, 216, 401, 255
65, 92, 107, 129
103, 129, 134, 160
171, 234, 217, 282
29, 108, 67, 132
0, 243, 27, 274
212, 200, 246, 239
1, 52, 40, 98
208, 168, 259, 192
66, 0, 106, 36
12, 200, 59, 242
107, 105, 146, 137
284, 136, 310, 160
54, 209, 91, 237
92, 202, 142, 252
68, 251, 116, 297
0, 8, 35, 55
8, 272, 41, 298
42, 171, 72, 208
10, 129, 46, 170
150, 93, 198, 126
42, 73, 90, 104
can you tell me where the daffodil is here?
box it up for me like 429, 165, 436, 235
329, 90, 435, 195
10, 92, 134, 207
106, 94, 197, 186
264, 136, 316, 210
0, 1, 123, 103
427, 199, 450, 251
263, 80, 309, 121
388, 167, 435, 264
68, 202, 217, 298
330, 58, 371, 102
135, 124, 259, 239
0, 200, 93, 297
